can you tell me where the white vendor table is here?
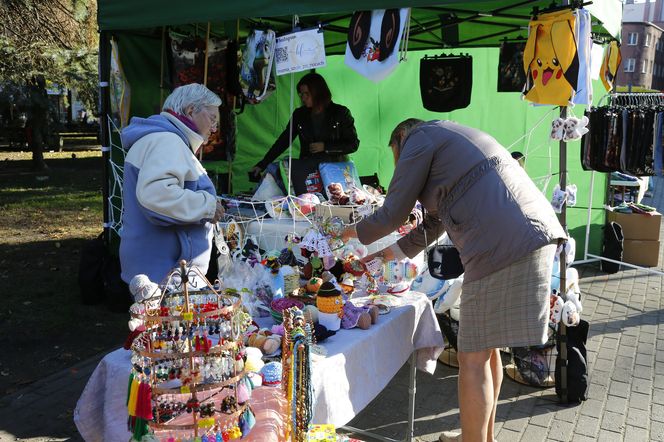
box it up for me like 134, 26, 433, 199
74, 291, 443, 442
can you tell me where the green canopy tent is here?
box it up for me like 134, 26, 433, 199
97, 0, 622, 432
97, 0, 621, 253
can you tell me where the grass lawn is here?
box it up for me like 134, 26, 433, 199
0, 149, 127, 395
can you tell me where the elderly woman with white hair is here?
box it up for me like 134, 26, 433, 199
119, 83, 225, 284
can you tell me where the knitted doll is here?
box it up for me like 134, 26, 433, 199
341, 302, 379, 330
316, 281, 344, 331
317, 281, 377, 330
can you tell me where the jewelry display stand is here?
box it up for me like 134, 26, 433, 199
126, 261, 254, 440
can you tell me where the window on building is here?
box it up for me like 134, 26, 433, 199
625, 58, 636, 72
628, 32, 639, 45
645, 33, 651, 47
642, 59, 648, 73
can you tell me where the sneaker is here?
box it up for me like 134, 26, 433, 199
439, 431, 462, 442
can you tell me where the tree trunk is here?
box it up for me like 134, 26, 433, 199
27, 76, 50, 171
28, 116, 48, 171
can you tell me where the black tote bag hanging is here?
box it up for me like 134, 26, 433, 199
420, 54, 472, 112
497, 42, 527, 92
428, 244, 464, 280
422, 208, 464, 280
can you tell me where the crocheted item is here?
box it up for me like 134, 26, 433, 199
341, 303, 372, 329
128, 274, 160, 302
260, 361, 282, 386
316, 281, 343, 314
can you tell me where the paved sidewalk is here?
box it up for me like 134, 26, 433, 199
1, 179, 664, 442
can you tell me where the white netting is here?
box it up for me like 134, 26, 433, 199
505, 106, 558, 196
107, 116, 126, 237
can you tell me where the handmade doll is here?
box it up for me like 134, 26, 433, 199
341, 302, 379, 330
316, 281, 344, 331
246, 329, 282, 355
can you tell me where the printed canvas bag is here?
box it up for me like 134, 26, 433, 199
344, 8, 410, 82
600, 40, 622, 92
420, 54, 472, 112
240, 29, 276, 103
522, 9, 579, 106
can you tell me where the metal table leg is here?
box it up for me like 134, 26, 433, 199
341, 352, 418, 442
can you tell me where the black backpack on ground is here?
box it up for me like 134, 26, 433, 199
78, 233, 106, 305
436, 311, 459, 351
102, 253, 132, 313
78, 232, 131, 312
600, 221, 623, 274
555, 319, 589, 403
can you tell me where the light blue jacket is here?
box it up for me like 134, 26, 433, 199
119, 112, 217, 284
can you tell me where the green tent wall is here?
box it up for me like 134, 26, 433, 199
100, 1, 622, 257
232, 49, 607, 256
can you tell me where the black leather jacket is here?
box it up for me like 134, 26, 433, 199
256, 102, 360, 169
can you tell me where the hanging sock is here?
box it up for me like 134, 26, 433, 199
566, 184, 578, 207
551, 118, 565, 140
572, 9, 592, 105
551, 184, 568, 213
562, 116, 589, 141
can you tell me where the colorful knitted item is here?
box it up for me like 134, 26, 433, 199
316, 281, 343, 314
260, 361, 282, 386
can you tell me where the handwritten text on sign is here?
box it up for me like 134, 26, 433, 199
275, 28, 326, 76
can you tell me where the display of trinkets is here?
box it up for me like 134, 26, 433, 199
126, 261, 255, 441
282, 307, 315, 442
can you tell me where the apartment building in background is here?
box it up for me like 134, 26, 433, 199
617, 0, 664, 90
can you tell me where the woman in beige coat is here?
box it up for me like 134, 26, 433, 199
345, 119, 566, 442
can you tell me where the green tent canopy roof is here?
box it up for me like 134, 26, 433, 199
98, 0, 622, 51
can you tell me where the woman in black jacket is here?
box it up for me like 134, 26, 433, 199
250, 72, 360, 179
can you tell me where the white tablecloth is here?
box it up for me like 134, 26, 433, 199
308, 291, 444, 426
74, 292, 443, 440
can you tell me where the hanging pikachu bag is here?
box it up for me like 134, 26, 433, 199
522, 9, 580, 106
600, 40, 622, 92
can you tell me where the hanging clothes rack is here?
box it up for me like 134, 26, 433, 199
580, 91, 664, 276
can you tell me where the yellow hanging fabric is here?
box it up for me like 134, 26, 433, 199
127, 377, 140, 416
522, 9, 579, 106
600, 41, 622, 92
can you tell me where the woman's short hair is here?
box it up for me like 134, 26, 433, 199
162, 84, 222, 114
389, 118, 424, 149
297, 72, 332, 108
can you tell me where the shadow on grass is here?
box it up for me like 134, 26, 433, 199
0, 238, 128, 393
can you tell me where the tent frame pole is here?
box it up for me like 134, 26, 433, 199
558, 105, 569, 405
99, 31, 112, 247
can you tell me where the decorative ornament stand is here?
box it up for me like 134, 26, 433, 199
127, 261, 255, 441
